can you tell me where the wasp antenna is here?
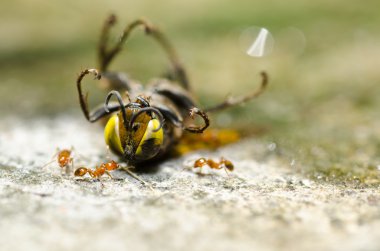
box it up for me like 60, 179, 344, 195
256, 71, 268, 95
130, 107, 164, 132
136, 96, 150, 107
97, 15, 189, 89
204, 71, 268, 113
76, 68, 102, 122
105, 90, 129, 131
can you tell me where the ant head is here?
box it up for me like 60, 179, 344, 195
194, 158, 207, 168
57, 149, 72, 167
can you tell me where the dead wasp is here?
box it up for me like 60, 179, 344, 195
76, 14, 268, 167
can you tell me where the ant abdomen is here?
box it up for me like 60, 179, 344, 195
74, 167, 88, 177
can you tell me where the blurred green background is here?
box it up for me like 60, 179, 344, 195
1, 0, 380, 185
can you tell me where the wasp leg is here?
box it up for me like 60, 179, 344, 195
154, 86, 197, 111
156, 103, 209, 133
155, 100, 209, 133
151, 82, 210, 133
98, 14, 189, 89
97, 16, 133, 90
155, 105, 183, 128
76, 69, 125, 122
205, 72, 268, 113
184, 107, 210, 133
98, 14, 117, 72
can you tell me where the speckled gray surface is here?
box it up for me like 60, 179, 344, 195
0, 117, 379, 251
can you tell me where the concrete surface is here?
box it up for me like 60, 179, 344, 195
0, 116, 379, 251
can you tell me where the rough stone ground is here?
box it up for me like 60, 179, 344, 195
0, 116, 379, 251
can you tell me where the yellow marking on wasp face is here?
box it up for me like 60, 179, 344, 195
135, 119, 163, 156
104, 114, 124, 156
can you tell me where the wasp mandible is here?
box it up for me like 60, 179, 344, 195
76, 14, 268, 166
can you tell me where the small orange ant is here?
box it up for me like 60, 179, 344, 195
74, 159, 155, 191
193, 157, 234, 174
74, 160, 119, 179
57, 149, 73, 168
43, 148, 74, 174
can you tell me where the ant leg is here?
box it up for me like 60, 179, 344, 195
67, 147, 75, 175
205, 71, 268, 113
98, 14, 189, 89
42, 148, 61, 169
77, 69, 125, 122
219, 158, 234, 176
41, 159, 55, 169
184, 108, 210, 133
221, 162, 231, 176
222, 166, 230, 176
105, 170, 114, 179
65, 158, 74, 176
198, 166, 204, 175
193, 158, 208, 174
88, 171, 97, 179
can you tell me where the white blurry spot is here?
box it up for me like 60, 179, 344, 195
267, 142, 277, 151
278, 27, 307, 56
240, 27, 274, 57
377, 165, 380, 171
300, 179, 312, 188
246, 28, 270, 57
290, 159, 296, 167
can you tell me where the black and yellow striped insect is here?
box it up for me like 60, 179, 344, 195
76, 14, 268, 167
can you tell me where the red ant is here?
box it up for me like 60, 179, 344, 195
43, 148, 74, 174
193, 157, 234, 174
74, 160, 119, 179
74, 160, 155, 191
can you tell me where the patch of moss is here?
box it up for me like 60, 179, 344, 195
310, 164, 380, 187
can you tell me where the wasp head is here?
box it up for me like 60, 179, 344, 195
104, 91, 164, 163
